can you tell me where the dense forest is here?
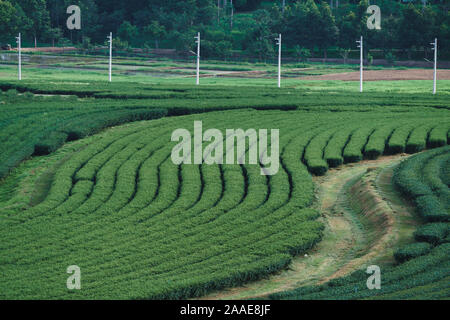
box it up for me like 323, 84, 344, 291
0, 0, 449, 60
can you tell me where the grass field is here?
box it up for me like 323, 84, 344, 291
0, 57, 449, 299
2, 53, 447, 92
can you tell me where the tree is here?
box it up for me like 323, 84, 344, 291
283, 2, 308, 49
216, 40, 233, 60
339, 48, 351, 64
10, 0, 51, 45
49, 27, 63, 47
303, 0, 323, 50
318, 2, 339, 59
435, 8, 450, 53
294, 45, 311, 64
0, 0, 19, 43
338, 11, 359, 49
170, 29, 196, 53
143, 21, 166, 49
398, 4, 426, 59
118, 21, 139, 45
244, 9, 275, 62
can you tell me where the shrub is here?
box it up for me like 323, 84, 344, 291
415, 195, 450, 222
33, 132, 68, 156
385, 51, 396, 65
394, 242, 433, 264
414, 223, 450, 245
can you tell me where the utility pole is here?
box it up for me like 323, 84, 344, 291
276, 34, 282, 88
282, 0, 286, 13
230, 0, 234, 29
217, 0, 220, 24
107, 32, 112, 82
356, 36, 363, 93
195, 32, 201, 85
16, 33, 21, 80
431, 38, 437, 94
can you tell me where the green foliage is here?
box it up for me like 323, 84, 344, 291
34, 132, 68, 156
269, 243, 450, 300
0, 79, 448, 182
385, 51, 396, 65
364, 124, 396, 159
414, 223, 450, 246
0, 0, 449, 61
0, 0, 19, 43
394, 242, 433, 263
270, 143, 450, 300
118, 21, 139, 44
0, 107, 327, 299
294, 45, 311, 63
416, 195, 449, 222
244, 9, 275, 61
0, 78, 448, 299
142, 21, 166, 49
394, 146, 450, 222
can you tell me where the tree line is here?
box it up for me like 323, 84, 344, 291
0, 0, 448, 60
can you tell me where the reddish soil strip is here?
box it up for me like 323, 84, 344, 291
11, 47, 77, 53
301, 69, 450, 81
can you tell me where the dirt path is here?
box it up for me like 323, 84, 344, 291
301, 69, 450, 81
201, 154, 417, 300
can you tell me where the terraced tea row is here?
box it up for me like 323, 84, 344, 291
270, 146, 450, 300
1, 81, 449, 181
0, 108, 448, 299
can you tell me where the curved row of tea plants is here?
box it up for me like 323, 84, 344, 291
269, 146, 450, 300
394, 146, 450, 223
1, 80, 449, 181
0, 108, 449, 299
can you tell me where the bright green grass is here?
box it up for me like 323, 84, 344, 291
1, 55, 443, 94
1, 64, 448, 94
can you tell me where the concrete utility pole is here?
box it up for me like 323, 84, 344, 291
107, 32, 112, 82
195, 32, 201, 85
276, 34, 282, 88
282, 0, 286, 13
16, 33, 21, 80
431, 38, 437, 94
230, 0, 234, 29
218, 0, 220, 23
356, 36, 363, 93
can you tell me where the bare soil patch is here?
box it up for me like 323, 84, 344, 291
301, 69, 450, 81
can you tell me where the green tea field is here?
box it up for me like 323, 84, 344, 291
0, 72, 449, 299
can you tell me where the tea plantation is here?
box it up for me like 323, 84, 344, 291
0, 81, 449, 299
